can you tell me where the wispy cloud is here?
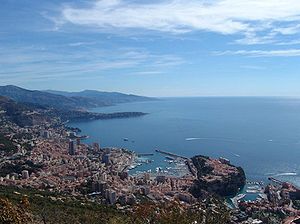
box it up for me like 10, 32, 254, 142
215, 49, 300, 57
68, 41, 97, 47
0, 45, 184, 83
276, 39, 300, 46
56, 0, 300, 44
240, 65, 266, 70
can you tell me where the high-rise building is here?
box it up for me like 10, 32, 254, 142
102, 154, 110, 166
69, 140, 76, 155
106, 189, 116, 204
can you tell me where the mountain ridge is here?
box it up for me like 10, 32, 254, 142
0, 85, 154, 110
44, 89, 153, 104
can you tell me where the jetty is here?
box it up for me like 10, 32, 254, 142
155, 149, 188, 160
137, 153, 154, 157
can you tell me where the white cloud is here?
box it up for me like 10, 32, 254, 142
215, 49, 300, 57
273, 24, 300, 35
58, 0, 300, 43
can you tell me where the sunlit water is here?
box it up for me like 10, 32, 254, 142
70, 97, 300, 187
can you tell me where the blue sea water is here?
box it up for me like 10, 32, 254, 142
70, 97, 300, 187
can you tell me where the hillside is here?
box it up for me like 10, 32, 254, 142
0, 96, 50, 127
0, 186, 231, 224
45, 89, 154, 105
0, 85, 92, 110
0, 85, 154, 110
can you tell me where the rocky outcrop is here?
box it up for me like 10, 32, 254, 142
190, 155, 246, 198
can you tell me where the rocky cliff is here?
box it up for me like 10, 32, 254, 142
190, 155, 246, 197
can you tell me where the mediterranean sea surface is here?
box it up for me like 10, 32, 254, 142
69, 97, 300, 187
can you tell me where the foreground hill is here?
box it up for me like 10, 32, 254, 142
0, 186, 230, 224
0, 85, 154, 110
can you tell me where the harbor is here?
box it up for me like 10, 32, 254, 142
129, 149, 193, 178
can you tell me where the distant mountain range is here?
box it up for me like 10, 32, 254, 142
45, 89, 153, 106
0, 85, 154, 110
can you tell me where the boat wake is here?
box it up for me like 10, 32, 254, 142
185, 137, 241, 143
273, 172, 297, 177
185, 138, 202, 141
233, 153, 241, 157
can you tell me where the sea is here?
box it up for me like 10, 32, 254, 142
69, 97, 300, 187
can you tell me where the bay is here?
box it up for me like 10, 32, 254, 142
70, 97, 300, 187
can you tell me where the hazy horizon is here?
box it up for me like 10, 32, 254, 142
5, 84, 300, 98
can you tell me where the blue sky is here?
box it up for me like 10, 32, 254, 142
1, 0, 300, 96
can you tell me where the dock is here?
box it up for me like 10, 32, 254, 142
155, 149, 188, 160
268, 177, 284, 185
137, 153, 154, 157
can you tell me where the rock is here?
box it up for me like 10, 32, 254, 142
190, 155, 246, 197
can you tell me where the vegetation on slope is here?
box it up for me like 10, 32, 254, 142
0, 134, 17, 152
0, 186, 231, 224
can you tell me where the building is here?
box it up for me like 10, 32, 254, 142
119, 171, 128, 180
69, 140, 76, 155
40, 130, 50, 139
176, 193, 193, 204
102, 154, 111, 166
100, 173, 107, 182
93, 142, 100, 152
144, 173, 151, 182
22, 170, 29, 179
156, 175, 166, 184
127, 194, 137, 205
219, 157, 230, 165
106, 190, 116, 204
141, 186, 150, 195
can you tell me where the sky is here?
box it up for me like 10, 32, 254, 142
1, 0, 300, 97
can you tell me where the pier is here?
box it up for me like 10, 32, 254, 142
268, 177, 284, 185
186, 160, 196, 176
137, 153, 154, 157
155, 149, 188, 160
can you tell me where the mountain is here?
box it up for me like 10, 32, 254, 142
0, 85, 153, 110
45, 89, 153, 105
0, 85, 94, 110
